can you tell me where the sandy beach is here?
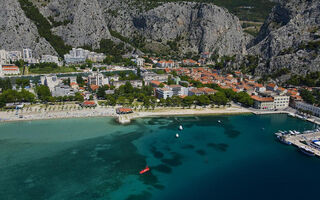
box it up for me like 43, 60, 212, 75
0, 104, 253, 123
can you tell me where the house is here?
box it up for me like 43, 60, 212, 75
90, 84, 99, 91
266, 83, 278, 91
182, 59, 198, 66
111, 80, 143, 89
70, 82, 79, 90
251, 95, 274, 110
116, 108, 133, 114
157, 60, 176, 68
41, 55, 61, 66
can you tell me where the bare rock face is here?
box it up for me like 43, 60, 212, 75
43, 0, 112, 49
0, 0, 57, 57
249, 0, 320, 75
131, 2, 247, 55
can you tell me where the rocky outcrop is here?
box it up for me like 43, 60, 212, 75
0, 0, 57, 57
31, 0, 247, 56
249, 0, 320, 75
44, 0, 112, 49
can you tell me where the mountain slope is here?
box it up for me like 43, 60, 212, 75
248, 0, 320, 76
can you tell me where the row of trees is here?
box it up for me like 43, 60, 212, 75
35, 85, 84, 103
0, 89, 35, 108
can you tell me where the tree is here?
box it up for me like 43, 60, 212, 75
35, 85, 51, 102
197, 95, 210, 107
76, 75, 85, 86
75, 92, 84, 102
97, 86, 106, 99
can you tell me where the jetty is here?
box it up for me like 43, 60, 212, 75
280, 130, 320, 157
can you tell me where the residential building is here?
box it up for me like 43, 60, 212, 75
251, 95, 274, 110
88, 73, 105, 86
64, 48, 89, 64
0, 65, 20, 76
273, 95, 290, 109
266, 83, 278, 91
7, 51, 22, 62
188, 88, 205, 96
157, 60, 176, 68
87, 52, 106, 63
198, 87, 216, 95
142, 72, 168, 83
156, 87, 173, 99
40, 55, 61, 66
23, 48, 33, 63
41, 75, 60, 91
0, 50, 7, 64
295, 102, 320, 117
52, 84, 75, 97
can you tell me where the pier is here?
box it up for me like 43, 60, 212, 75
282, 131, 320, 157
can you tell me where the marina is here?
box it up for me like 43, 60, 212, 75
275, 129, 320, 157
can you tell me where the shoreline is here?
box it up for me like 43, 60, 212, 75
0, 106, 319, 125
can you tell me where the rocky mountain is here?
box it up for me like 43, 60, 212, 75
0, 0, 57, 57
248, 0, 320, 76
0, 0, 247, 58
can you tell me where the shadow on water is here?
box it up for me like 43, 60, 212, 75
181, 144, 195, 149
150, 146, 164, 159
152, 164, 172, 174
161, 152, 183, 167
126, 191, 152, 200
196, 149, 207, 156
207, 143, 229, 152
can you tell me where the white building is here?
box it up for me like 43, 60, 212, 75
40, 55, 61, 66
23, 48, 33, 63
0, 64, 20, 76
0, 50, 7, 64
7, 51, 22, 62
64, 48, 89, 64
88, 72, 107, 86
87, 52, 106, 63
273, 95, 290, 109
295, 102, 320, 117
135, 58, 145, 67
40, 75, 60, 92
156, 88, 173, 99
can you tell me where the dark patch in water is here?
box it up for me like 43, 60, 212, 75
139, 172, 163, 190
196, 149, 206, 156
126, 191, 152, 200
161, 152, 183, 167
152, 164, 172, 174
150, 146, 164, 159
207, 143, 229, 152
224, 129, 241, 138
181, 144, 195, 149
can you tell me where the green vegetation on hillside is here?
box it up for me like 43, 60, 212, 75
286, 72, 320, 87
18, 0, 72, 57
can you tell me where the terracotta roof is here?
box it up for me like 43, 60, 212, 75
118, 108, 132, 112
251, 95, 274, 102
90, 84, 99, 91
267, 83, 276, 88
150, 80, 162, 86
83, 101, 96, 105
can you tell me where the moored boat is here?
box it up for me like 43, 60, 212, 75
176, 133, 180, 138
179, 125, 183, 130
299, 147, 315, 157
277, 135, 291, 145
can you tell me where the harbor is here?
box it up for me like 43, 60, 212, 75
276, 129, 320, 157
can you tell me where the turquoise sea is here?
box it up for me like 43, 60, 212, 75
0, 114, 319, 200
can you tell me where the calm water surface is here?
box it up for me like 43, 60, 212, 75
0, 114, 318, 200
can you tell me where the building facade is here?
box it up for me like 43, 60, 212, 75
273, 95, 290, 109
295, 102, 320, 117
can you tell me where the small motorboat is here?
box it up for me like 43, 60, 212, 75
179, 125, 183, 130
176, 133, 180, 138
139, 166, 150, 174
218, 120, 221, 123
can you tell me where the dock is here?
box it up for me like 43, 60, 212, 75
282, 131, 320, 157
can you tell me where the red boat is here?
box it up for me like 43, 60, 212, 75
139, 166, 150, 174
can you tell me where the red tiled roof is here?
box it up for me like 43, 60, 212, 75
251, 95, 273, 102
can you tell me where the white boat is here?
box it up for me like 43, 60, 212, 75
175, 133, 180, 138
218, 120, 222, 123
179, 125, 183, 130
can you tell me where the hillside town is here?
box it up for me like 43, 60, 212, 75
0, 47, 319, 120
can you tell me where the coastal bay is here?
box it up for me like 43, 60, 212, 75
0, 114, 319, 200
